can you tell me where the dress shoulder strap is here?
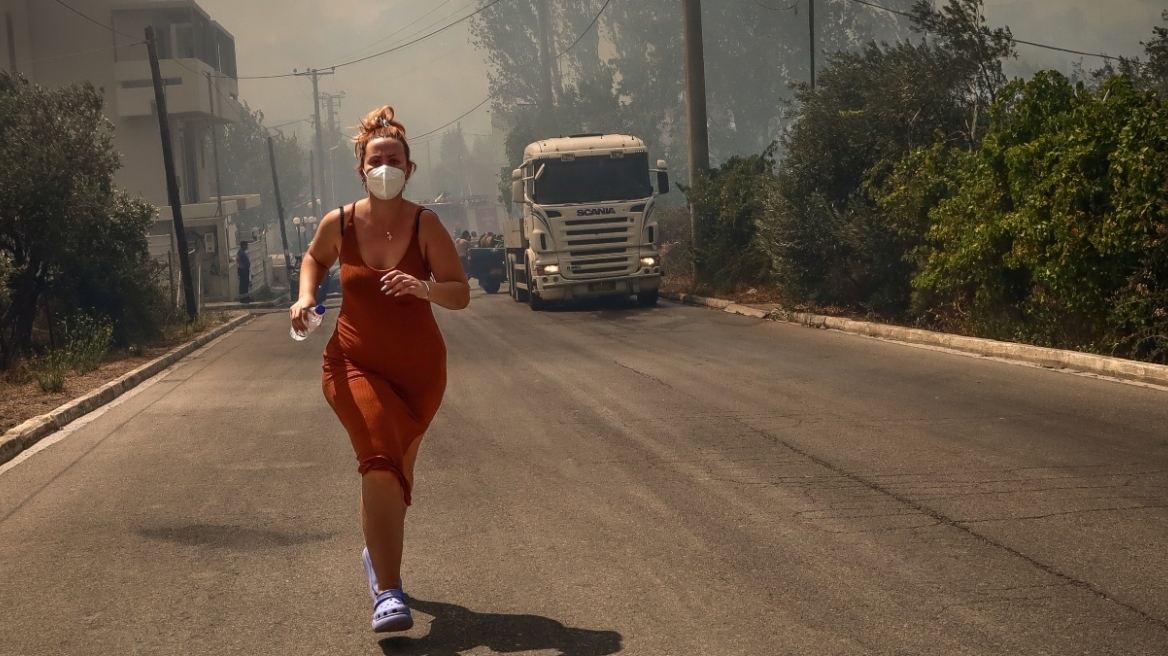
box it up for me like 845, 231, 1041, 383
338, 205, 346, 238
415, 205, 428, 231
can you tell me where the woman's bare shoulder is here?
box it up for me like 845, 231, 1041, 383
417, 207, 447, 232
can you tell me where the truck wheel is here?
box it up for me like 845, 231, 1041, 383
637, 289, 659, 307
483, 279, 501, 295
526, 260, 549, 311
510, 254, 529, 302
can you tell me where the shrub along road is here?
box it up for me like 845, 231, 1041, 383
0, 291, 1166, 654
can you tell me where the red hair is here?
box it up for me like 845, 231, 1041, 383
354, 105, 417, 176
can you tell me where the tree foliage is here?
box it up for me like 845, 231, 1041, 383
907, 73, 1168, 360
217, 104, 308, 231
760, 0, 1014, 314
685, 149, 778, 292
0, 73, 163, 367
472, 0, 912, 194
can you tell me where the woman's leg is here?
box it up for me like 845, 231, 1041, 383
361, 437, 423, 594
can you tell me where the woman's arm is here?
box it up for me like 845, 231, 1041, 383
290, 208, 344, 331
381, 209, 470, 310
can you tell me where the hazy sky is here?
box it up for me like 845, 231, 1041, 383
193, 0, 1166, 154
195, 0, 494, 149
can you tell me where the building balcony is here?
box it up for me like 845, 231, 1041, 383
115, 57, 242, 122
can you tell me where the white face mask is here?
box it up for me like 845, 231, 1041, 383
365, 165, 407, 200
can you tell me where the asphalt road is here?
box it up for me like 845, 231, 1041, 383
2, 289, 1167, 655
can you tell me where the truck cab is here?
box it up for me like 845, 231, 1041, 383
505, 134, 670, 310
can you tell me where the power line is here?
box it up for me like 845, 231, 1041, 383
845, 0, 1132, 62
755, 0, 800, 12
408, 0, 621, 144
237, 0, 510, 80
329, 0, 508, 69
555, 0, 613, 59
413, 96, 492, 140
51, 0, 138, 40
333, 0, 458, 62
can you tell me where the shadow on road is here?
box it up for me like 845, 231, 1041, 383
379, 597, 623, 655
138, 524, 335, 550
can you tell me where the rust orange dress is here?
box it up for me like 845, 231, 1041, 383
322, 204, 447, 506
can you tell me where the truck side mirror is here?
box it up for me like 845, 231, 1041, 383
657, 171, 670, 195
511, 169, 524, 204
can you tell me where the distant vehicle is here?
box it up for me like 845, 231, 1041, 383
505, 133, 670, 310
467, 235, 506, 295
290, 255, 337, 304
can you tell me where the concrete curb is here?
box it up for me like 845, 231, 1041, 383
0, 313, 255, 467
663, 292, 1168, 387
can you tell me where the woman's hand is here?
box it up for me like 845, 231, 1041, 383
380, 270, 429, 300
289, 296, 317, 333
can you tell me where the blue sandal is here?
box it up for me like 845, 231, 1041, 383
362, 547, 404, 601
372, 588, 413, 633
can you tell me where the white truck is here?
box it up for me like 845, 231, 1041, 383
504, 133, 670, 310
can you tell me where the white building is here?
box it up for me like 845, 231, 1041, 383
1, 0, 264, 303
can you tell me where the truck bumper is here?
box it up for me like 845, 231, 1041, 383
532, 270, 662, 301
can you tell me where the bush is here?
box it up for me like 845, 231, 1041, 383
684, 150, 777, 294
66, 315, 113, 374
0, 72, 166, 367
33, 350, 68, 393
910, 72, 1168, 359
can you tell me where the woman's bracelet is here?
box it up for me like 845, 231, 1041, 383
422, 280, 431, 299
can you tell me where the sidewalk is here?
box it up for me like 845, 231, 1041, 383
663, 291, 1168, 388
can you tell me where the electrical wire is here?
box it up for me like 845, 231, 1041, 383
755, 0, 800, 12
237, 0, 510, 80
333, 0, 458, 62
555, 0, 613, 59
412, 96, 492, 140
51, 0, 139, 40
845, 0, 1132, 61
407, 0, 617, 142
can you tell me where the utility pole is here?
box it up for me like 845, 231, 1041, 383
809, 0, 816, 89
146, 26, 197, 319
323, 91, 344, 211
309, 150, 318, 223
682, 0, 711, 243
205, 72, 224, 218
426, 140, 434, 201
267, 136, 295, 302
535, 0, 556, 131
294, 68, 334, 220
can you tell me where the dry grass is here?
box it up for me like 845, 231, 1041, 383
0, 311, 241, 435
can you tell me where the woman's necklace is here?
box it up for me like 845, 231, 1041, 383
386, 230, 394, 242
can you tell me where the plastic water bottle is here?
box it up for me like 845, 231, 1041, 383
291, 305, 326, 341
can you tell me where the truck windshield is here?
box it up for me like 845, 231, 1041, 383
533, 153, 653, 205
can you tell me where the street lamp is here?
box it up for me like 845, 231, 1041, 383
292, 216, 305, 254
306, 215, 319, 242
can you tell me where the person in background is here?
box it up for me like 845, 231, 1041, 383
236, 241, 251, 302
455, 230, 471, 272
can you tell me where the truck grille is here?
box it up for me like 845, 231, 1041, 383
554, 215, 638, 279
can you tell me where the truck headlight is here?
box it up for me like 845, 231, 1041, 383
536, 264, 560, 275
640, 257, 658, 267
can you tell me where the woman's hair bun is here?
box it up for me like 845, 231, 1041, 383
353, 105, 417, 175
359, 106, 407, 139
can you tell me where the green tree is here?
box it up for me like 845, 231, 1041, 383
0, 73, 163, 367
912, 72, 1168, 360
760, 0, 1014, 314
474, 0, 913, 198
217, 104, 308, 232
